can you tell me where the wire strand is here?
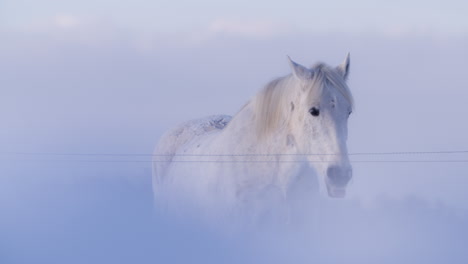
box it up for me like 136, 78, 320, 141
4, 159, 468, 163
2, 150, 468, 157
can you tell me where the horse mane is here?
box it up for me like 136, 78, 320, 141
252, 63, 354, 139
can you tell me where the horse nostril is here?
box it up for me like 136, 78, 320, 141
327, 166, 351, 187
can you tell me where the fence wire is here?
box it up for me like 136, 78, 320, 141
1, 150, 468, 163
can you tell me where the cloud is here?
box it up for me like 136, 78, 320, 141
54, 14, 81, 29
208, 18, 287, 38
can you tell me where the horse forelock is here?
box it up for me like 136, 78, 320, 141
307, 63, 354, 109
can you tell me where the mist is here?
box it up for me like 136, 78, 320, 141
1, 27, 468, 263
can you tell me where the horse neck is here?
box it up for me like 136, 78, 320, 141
220, 101, 294, 155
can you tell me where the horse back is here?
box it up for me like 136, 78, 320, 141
152, 115, 232, 194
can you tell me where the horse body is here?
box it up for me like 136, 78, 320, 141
153, 55, 354, 216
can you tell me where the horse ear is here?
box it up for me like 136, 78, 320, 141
287, 56, 312, 80
337, 52, 350, 80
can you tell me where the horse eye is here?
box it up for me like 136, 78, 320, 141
309, 107, 320, 117
348, 110, 352, 116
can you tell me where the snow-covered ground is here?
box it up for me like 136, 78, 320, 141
1, 160, 467, 263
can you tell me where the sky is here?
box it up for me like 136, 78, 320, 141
1, 1, 468, 263
2, 0, 468, 35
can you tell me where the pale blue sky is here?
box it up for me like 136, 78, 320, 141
2, 0, 468, 35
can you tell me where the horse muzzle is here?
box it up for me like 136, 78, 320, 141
326, 165, 352, 198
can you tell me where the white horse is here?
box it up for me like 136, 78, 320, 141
152, 54, 354, 217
